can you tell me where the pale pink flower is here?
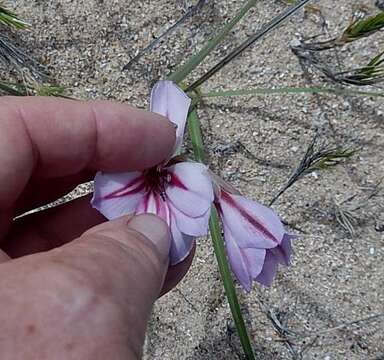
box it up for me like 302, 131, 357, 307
91, 80, 294, 287
215, 188, 294, 291
91, 81, 213, 264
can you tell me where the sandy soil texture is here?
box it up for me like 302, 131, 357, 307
7, 0, 384, 358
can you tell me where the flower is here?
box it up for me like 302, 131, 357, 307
91, 81, 214, 265
215, 188, 294, 291
91, 80, 294, 288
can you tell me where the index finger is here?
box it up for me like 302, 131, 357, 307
0, 96, 175, 211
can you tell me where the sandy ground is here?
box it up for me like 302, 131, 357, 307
6, 0, 384, 358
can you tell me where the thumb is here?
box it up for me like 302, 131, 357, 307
58, 213, 171, 356
77, 212, 171, 299
0, 214, 171, 359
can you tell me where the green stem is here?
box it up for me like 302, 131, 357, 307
0, 81, 27, 96
188, 110, 255, 360
168, 0, 257, 84
201, 86, 384, 98
187, 110, 206, 162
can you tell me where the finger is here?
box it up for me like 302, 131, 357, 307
4, 198, 194, 295
15, 171, 94, 215
0, 249, 10, 263
0, 96, 175, 217
0, 214, 173, 358
61, 214, 172, 355
3, 196, 103, 256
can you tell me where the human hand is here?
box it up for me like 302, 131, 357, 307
0, 97, 194, 359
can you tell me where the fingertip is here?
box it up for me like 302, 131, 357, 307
127, 214, 171, 262
90, 101, 176, 171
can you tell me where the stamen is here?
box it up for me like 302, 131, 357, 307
144, 165, 170, 199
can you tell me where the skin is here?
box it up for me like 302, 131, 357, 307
0, 97, 194, 359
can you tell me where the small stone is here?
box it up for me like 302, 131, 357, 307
311, 172, 319, 179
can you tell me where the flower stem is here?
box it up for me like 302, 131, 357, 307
187, 110, 206, 162
168, 0, 257, 84
187, 109, 256, 360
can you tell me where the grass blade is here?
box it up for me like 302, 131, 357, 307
188, 109, 256, 360
0, 80, 28, 95
344, 11, 384, 41
0, 34, 48, 79
186, 0, 313, 91
269, 137, 357, 206
123, 0, 207, 70
168, 0, 257, 84
200, 86, 384, 98
0, 5, 29, 29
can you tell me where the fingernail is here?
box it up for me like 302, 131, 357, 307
127, 214, 171, 261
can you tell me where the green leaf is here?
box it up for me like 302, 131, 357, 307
0, 5, 29, 29
306, 147, 357, 172
187, 109, 256, 360
168, 0, 257, 84
0, 80, 72, 98
36, 84, 67, 97
332, 52, 384, 86
344, 11, 384, 40
269, 138, 358, 205
0, 80, 28, 95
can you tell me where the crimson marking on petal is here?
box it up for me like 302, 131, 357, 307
170, 173, 188, 190
155, 193, 161, 213
103, 177, 145, 200
137, 192, 150, 213
221, 191, 279, 244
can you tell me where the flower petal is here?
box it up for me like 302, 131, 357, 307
166, 162, 214, 217
91, 171, 145, 220
270, 234, 295, 266
223, 226, 252, 291
169, 216, 194, 265
150, 80, 191, 152
169, 204, 210, 236
219, 192, 285, 249
255, 251, 279, 287
135, 192, 171, 225
242, 247, 267, 279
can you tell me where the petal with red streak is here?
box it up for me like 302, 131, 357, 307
91, 171, 145, 219
166, 162, 213, 217
135, 192, 171, 226
219, 192, 284, 249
